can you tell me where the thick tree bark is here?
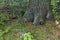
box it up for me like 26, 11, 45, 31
22, 0, 54, 25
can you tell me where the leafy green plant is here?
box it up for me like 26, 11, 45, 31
20, 32, 33, 40
0, 27, 12, 37
0, 17, 5, 25
0, 13, 13, 37
51, 0, 60, 21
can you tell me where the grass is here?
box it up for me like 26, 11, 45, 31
0, 13, 60, 40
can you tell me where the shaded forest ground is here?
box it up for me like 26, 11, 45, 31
0, 15, 60, 40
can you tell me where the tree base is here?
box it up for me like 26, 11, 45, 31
20, 0, 54, 25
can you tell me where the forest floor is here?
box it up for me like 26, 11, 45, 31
1, 18, 60, 40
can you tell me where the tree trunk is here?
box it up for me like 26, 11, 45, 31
22, 0, 54, 25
